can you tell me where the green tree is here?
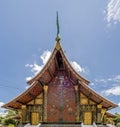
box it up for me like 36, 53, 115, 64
117, 122, 120, 127
113, 113, 120, 125
0, 116, 4, 124
1, 110, 20, 126
2, 118, 16, 125
5, 110, 17, 118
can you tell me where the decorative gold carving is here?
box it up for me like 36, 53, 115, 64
75, 85, 80, 122
35, 99, 43, 104
43, 85, 48, 122
81, 98, 88, 104
37, 93, 43, 98
97, 104, 102, 109
55, 41, 61, 50
31, 112, 39, 125
80, 93, 86, 97
80, 104, 96, 111
21, 105, 26, 109
50, 108, 56, 115
89, 100, 95, 104
84, 112, 92, 125
28, 100, 34, 105
68, 107, 73, 115
44, 85, 48, 91
74, 85, 78, 91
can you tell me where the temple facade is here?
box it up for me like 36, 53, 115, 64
3, 15, 117, 125
3, 40, 117, 125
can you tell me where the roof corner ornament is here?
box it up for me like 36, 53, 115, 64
56, 11, 61, 42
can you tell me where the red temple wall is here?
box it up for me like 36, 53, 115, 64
47, 71, 76, 123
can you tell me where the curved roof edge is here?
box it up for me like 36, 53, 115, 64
106, 112, 116, 118
80, 81, 118, 109
2, 81, 41, 109
27, 41, 90, 85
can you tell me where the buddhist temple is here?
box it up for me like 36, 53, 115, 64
3, 14, 117, 126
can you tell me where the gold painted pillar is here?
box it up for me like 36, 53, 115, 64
18, 109, 22, 125
21, 105, 27, 123
93, 111, 97, 123
43, 85, 48, 122
101, 108, 106, 124
74, 85, 80, 122
103, 114, 107, 125
97, 105, 102, 124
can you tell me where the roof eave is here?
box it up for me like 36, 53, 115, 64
27, 41, 90, 85
79, 81, 118, 109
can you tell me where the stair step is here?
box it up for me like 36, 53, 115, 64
40, 124, 81, 127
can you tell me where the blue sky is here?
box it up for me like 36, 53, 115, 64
0, 0, 120, 114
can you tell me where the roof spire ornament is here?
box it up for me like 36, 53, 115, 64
56, 11, 61, 42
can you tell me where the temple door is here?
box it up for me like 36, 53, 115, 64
31, 112, 39, 125
84, 112, 92, 125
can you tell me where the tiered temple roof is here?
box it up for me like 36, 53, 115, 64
3, 41, 117, 110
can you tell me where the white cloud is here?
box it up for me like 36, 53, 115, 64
95, 75, 120, 83
101, 86, 120, 96
95, 79, 107, 83
0, 102, 4, 107
89, 82, 95, 86
25, 50, 51, 81
31, 63, 43, 75
25, 85, 30, 90
26, 76, 33, 81
106, 0, 120, 24
0, 102, 6, 115
40, 50, 51, 65
25, 63, 43, 81
25, 64, 33, 68
118, 103, 120, 107
114, 75, 120, 81
70, 61, 85, 73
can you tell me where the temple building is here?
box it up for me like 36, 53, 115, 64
3, 15, 117, 126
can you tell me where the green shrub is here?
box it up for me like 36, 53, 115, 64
117, 122, 120, 126
0, 117, 4, 124
8, 124, 14, 127
2, 118, 16, 125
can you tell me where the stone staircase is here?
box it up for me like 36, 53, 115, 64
40, 124, 81, 127
23, 123, 41, 127
21, 123, 114, 127
83, 126, 93, 127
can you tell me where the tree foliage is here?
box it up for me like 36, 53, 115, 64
113, 113, 120, 125
2, 118, 16, 125
0, 110, 20, 126
117, 122, 120, 126
0, 116, 4, 124
5, 110, 17, 118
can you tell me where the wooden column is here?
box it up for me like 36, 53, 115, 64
74, 85, 80, 122
21, 105, 27, 123
97, 105, 102, 124
101, 108, 106, 124
43, 85, 48, 122
93, 111, 97, 123
103, 114, 107, 125
18, 109, 22, 125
